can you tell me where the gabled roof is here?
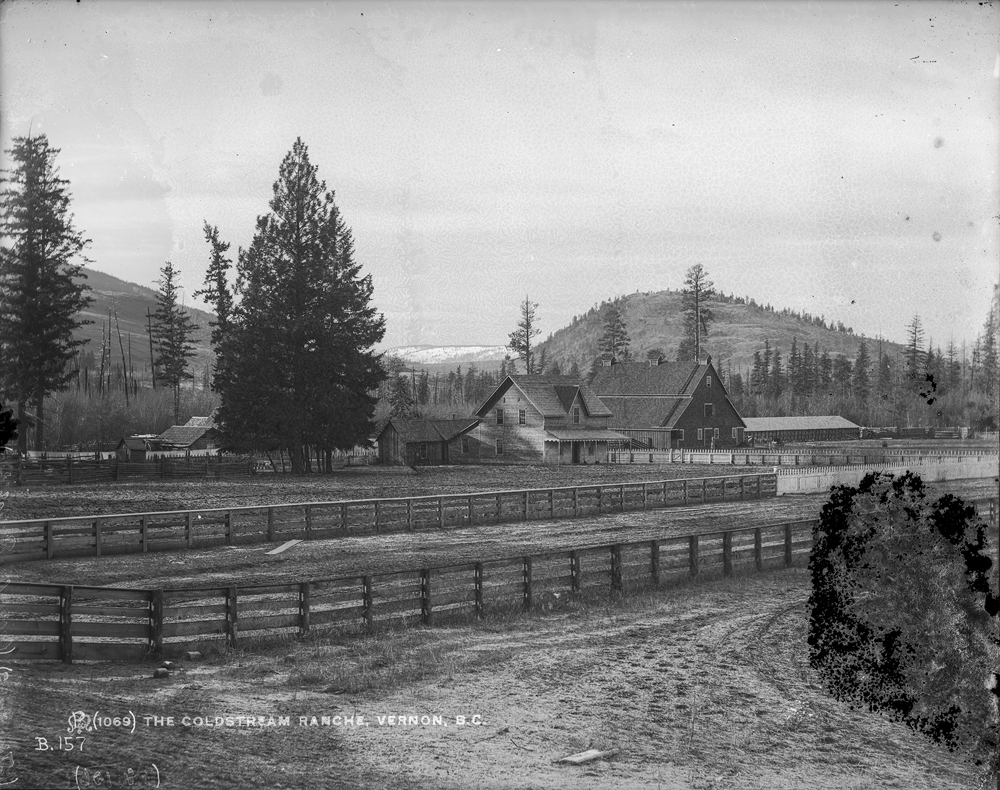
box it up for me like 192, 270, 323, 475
742, 416, 860, 432
379, 418, 480, 443
159, 425, 220, 448
475, 376, 612, 419
118, 436, 163, 451
598, 396, 688, 429
590, 361, 704, 396
183, 416, 215, 428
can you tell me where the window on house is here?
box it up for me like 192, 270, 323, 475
697, 428, 703, 440
678, 430, 684, 441
462, 437, 470, 454
704, 403, 714, 417
732, 427, 738, 439
496, 408, 504, 425
707, 375, 712, 388
495, 438, 504, 455
418, 442, 428, 459
714, 428, 719, 439
573, 407, 580, 424
518, 409, 526, 426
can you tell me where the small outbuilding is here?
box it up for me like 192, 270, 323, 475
376, 418, 480, 466
742, 416, 861, 444
115, 435, 164, 461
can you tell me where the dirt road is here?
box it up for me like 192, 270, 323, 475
0, 570, 985, 789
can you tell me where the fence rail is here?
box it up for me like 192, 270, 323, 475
610, 448, 998, 467
2, 456, 257, 486
0, 473, 777, 564
4, 498, 995, 663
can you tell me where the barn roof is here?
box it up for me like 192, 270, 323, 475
742, 416, 860, 433
159, 425, 220, 448
476, 376, 612, 418
380, 418, 480, 443
590, 361, 704, 396
117, 435, 163, 451
598, 395, 688, 429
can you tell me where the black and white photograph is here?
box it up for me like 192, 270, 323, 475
1, 0, 998, 787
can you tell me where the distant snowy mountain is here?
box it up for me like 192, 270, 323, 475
385, 345, 509, 366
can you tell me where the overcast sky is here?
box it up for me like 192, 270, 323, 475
2, 0, 997, 350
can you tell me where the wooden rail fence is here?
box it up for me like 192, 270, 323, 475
610, 448, 998, 466
3, 499, 994, 663
5, 499, 995, 663
1, 456, 258, 487
0, 473, 777, 564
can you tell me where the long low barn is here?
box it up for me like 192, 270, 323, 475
742, 416, 861, 443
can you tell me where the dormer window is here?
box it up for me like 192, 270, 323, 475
573, 407, 580, 424
707, 375, 712, 388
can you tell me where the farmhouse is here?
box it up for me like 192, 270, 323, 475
158, 416, 221, 451
376, 418, 480, 466
471, 375, 627, 464
590, 356, 746, 449
742, 416, 861, 444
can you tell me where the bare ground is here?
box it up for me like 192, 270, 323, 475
0, 464, 772, 521
3, 478, 994, 589
0, 570, 989, 789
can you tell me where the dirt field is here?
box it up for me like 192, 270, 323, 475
0, 464, 771, 521
4, 478, 994, 590
0, 570, 988, 789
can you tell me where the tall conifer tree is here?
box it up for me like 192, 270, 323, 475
151, 261, 198, 425
214, 139, 386, 472
0, 134, 93, 453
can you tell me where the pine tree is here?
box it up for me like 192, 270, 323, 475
677, 264, 715, 362
905, 315, 926, 384
151, 261, 198, 425
214, 139, 386, 471
508, 295, 541, 374
598, 301, 631, 361
0, 134, 93, 453
853, 336, 871, 402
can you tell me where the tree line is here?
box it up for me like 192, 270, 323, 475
1, 134, 386, 466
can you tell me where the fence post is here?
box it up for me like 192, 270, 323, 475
495, 493, 501, 523
114, 458, 120, 482
60, 585, 73, 664
524, 490, 530, 521
159, 457, 164, 479
150, 589, 163, 656
702, 478, 707, 501
619, 484, 625, 511
468, 496, 474, 526
754, 528, 762, 572
67, 458, 73, 485
374, 502, 381, 535
596, 486, 602, 514
784, 523, 793, 567
523, 557, 533, 611
570, 550, 580, 593
225, 511, 232, 545
299, 582, 310, 635
407, 499, 414, 531
267, 507, 275, 542
474, 563, 484, 619
141, 516, 148, 553
688, 535, 699, 577
549, 489, 554, 518
45, 521, 54, 559
363, 576, 373, 628
682, 480, 688, 504
573, 487, 579, 517
650, 540, 660, 586
610, 545, 623, 594
722, 531, 733, 576
226, 586, 238, 647
186, 512, 193, 548
642, 483, 648, 510
95, 519, 102, 557
304, 506, 312, 540
439, 497, 445, 529
421, 569, 432, 625
341, 503, 348, 535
